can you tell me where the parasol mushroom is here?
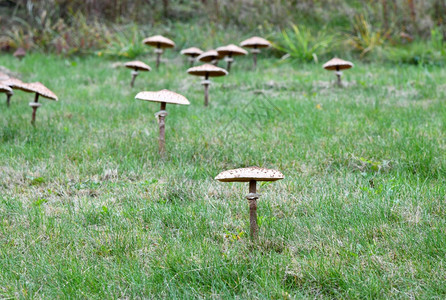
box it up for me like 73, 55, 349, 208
14, 82, 58, 125
322, 57, 354, 87
1, 78, 26, 107
135, 89, 189, 156
240, 36, 271, 69
13, 47, 26, 60
196, 50, 222, 66
124, 61, 151, 88
215, 167, 284, 241
187, 64, 228, 107
216, 44, 248, 72
0, 84, 13, 107
180, 47, 204, 67
142, 35, 175, 70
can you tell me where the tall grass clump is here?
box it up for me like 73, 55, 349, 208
272, 24, 336, 63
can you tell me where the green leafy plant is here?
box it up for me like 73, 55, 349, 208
272, 23, 335, 63
346, 14, 387, 58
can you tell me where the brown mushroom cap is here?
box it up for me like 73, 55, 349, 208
0, 71, 10, 81
197, 50, 222, 62
216, 44, 248, 57
142, 35, 175, 48
0, 84, 12, 94
135, 89, 190, 106
323, 58, 354, 71
13, 47, 26, 57
124, 61, 151, 71
1, 78, 25, 89
15, 82, 58, 101
180, 47, 204, 56
215, 167, 284, 182
187, 64, 228, 77
240, 37, 271, 49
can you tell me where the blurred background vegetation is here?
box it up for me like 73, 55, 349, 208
0, 0, 445, 65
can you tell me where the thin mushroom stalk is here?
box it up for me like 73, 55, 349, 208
335, 66, 342, 87
247, 180, 260, 240
155, 45, 163, 70
251, 48, 260, 69
30, 93, 41, 126
201, 73, 210, 107
225, 54, 234, 72
130, 70, 138, 88
6, 92, 13, 107
155, 102, 168, 155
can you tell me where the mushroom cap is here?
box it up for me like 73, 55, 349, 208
0, 84, 12, 94
216, 44, 248, 56
240, 36, 271, 49
215, 167, 284, 182
180, 47, 204, 56
135, 89, 190, 106
13, 47, 26, 57
323, 58, 354, 71
15, 82, 58, 101
124, 61, 151, 71
142, 35, 175, 48
197, 50, 222, 62
187, 64, 228, 77
0, 71, 10, 81
1, 78, 25, 89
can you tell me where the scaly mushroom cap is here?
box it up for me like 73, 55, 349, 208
187, 64, 228, 77
1, 78, 25, 89
142, 35, 175, 48
216, 44, 248, 57
215, 167, 284, 182
180, 47, 204, 57
197, 50, 221, 62
323, 58, 354, 71
240, 36, 271, 49
0, 71, 10, 81
135, 89, 190, 106
0, 84, 12, 94
13, 47, 26, 58
124, 61, 151, 71
15, 82, 58, 101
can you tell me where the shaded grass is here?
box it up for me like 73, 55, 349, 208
0, 51, 446, 298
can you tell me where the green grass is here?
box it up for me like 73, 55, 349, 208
1, 50, 446, 298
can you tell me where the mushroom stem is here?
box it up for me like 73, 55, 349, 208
130, 69, 138, 88
226, 53, 233, 72
203, 73, 210, 107
155, 44, 162, 70
158, 101, 167, 156
189, 56, 195, 68
6, 92, 12, 107
336, 66, 342, 87
31, 93, 39, 126
247, 180, 259, 241
252, 47, 259, 69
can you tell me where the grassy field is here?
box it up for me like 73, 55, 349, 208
1, 51, 445, 298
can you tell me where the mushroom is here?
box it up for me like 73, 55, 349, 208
240, 36, 271, 69
322, 57, 354, 87
180, 47, 204, 67
1, 78, 26, 107
15, 82, 58, 125
196, 50, 222, 66
124, 61, 151, 88
142, 35, 175, 70
0, 84, 13, 107
216, 44, 248, 72
187, 64, 228, 107
135, 89, 190, 156
215, 167, 284, 240
13, 47, 26, 60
